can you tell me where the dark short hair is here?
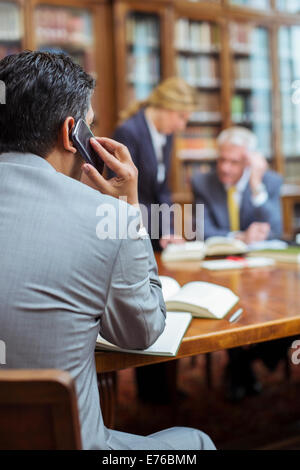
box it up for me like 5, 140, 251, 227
0, 50, 95, 158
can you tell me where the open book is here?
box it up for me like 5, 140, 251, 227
96, 311, 192, 357
247, 245, 300, 264
161, 237, 247, 262
160, 275, 239, 319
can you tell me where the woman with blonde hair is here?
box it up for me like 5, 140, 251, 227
112, 76, 197, 251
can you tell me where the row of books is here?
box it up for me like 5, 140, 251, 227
234, 57, 270, 88
230, 23, 269, 55
282, 128, 300, 157
35, 6, 93, 46
251, 126, 272, 158
230, 0, 270, 9
232, 0, 300, 10
127, 52, 160, 85
190, 91, 222, 123
0, 2, 22, 41
190, 111, 222, 123
126, 14, 160, 48
277, 0, 300, 12
175, 20, 220, 52
279, 27, 300, 59
176, 56, 220, 88
195, 92, 220, 113
285, 161, 300, 183
231, 94, 272, 124
176, 126, 219, 161
279, 59, 300, 86
281, 93, 300, 125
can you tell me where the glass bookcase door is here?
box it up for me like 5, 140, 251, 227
279, 26, 300, 182
34, 5, 95, 76
229, 0, 270, 9
125, 11, 161, 103
0, 1, 23, 60
230, 23, 273, 160
277, 0, 300, 13
175, 18, 221, 192
186, 0, 220, 3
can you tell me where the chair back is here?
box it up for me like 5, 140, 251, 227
0, 369, 82, 449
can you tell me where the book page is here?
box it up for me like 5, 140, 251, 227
96, 311, 192, 356
159, 275, 181, 301
166, 281, 239, 318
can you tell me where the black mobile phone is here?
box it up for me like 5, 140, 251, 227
71, 118, 104, 174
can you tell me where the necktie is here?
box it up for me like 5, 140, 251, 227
227, 186, 240, 232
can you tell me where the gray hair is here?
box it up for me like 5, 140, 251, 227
217, 126, 257, 152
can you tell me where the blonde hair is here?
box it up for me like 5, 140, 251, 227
217, 126, 257, 152
119, 77, 198, 123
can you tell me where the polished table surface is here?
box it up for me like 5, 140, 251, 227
95, 254, 300, 373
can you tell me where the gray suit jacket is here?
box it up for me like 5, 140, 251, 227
0, 153, 166, 449
191, 170, 283, 240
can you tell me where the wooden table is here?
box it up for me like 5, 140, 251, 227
96, 254, 300, 374
96, 254, 300, 427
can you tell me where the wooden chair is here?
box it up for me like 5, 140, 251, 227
0, 369, 82, 450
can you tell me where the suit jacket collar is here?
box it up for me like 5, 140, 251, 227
0, 152, 56, 172
240, 183, 253, 230
136, 110, 158, 171
211, 172, 230, 230
138, 109, 172, 157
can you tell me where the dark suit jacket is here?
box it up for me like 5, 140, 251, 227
111, 110, 174, 245
191, 170, 283, 240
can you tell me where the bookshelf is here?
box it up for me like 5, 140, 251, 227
230, 21, 273, 160
0, 1, 23, 60
33, 4, 95, 75
278, 25, 300, 182
0, 0, 115, 136
125, 11, 161, 103
113, 1, 173, 113
174, 17, 222, 199
30, 1, 100, 129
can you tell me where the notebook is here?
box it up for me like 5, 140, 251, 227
201, 257, 275, 270
96, 311, 192, 357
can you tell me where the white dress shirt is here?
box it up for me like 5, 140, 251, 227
225, 167, 268, 208
145, 113, 167, 184
225, 167, 268, 237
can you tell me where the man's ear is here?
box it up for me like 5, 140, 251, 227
62, 117, 77, 154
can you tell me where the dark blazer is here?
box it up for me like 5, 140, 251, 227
111, 110, 174, 243
191, 170, 283, 240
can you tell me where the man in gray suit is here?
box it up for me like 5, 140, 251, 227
192, 126, 282, 243
0, 51, 215, 450
192, 127, 291, 402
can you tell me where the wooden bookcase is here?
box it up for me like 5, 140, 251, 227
1, 0, 300, 235
112, 0, 175, 113
0, 0, 115, 136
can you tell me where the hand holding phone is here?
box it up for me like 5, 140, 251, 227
81, 137, 139, 207
71, 118, 104, 174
